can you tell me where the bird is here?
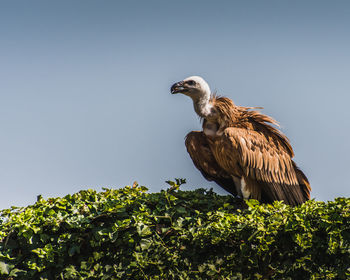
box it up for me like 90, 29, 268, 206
170, 76, 311, 206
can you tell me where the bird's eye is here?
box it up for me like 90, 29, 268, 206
187, 80, 196, 86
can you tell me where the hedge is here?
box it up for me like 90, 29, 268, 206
0, 179, 349, 279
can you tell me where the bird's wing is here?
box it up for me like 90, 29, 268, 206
185, 131, 238, 196
210, 127, 309, 204
223, 127, 298, 184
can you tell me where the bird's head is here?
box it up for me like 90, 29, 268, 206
170, 76, 211, 101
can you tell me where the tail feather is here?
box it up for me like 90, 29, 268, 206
260, 182, 307, 206
293, 161, 311, 201
259, 162, 311, 206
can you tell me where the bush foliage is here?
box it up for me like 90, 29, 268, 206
0, 179, 349, 279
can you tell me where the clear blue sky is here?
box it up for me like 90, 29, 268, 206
1, 1, 349, 208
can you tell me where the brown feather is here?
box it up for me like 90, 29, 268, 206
185, 131, 239, 196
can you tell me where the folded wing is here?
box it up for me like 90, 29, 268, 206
209, 127, 310, 205
185, 131, 238, 196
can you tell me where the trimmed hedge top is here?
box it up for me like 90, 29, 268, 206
0, 179, 349, 279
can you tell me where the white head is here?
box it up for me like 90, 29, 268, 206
170, 76, 211, 102
171, 76, 213, 117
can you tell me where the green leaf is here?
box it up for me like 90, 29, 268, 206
137, 224, 152, 237
140, 238, 152, 250
0, 262, 9, 275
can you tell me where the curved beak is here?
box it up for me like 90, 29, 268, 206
170, 81, 185, 94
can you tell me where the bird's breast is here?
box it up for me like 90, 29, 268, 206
203, 121, 219, 137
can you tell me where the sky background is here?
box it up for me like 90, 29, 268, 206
1, 0, 349, 209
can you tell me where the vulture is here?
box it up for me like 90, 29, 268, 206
171, 76, 311, 206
